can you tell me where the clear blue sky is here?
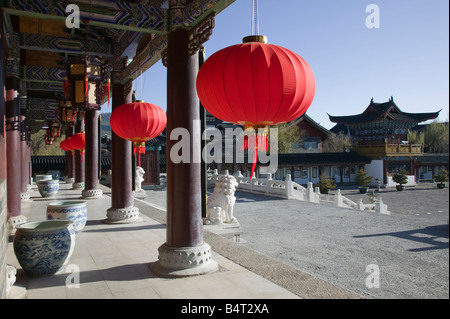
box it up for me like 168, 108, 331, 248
104, 0, 449, 130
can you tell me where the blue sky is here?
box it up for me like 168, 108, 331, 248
105, 0, 449, 129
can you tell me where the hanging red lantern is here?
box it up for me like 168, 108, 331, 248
70, 132, 85, 153
110, 101, 167, 166
196, 35, 315, 177
60, 138, 69, 152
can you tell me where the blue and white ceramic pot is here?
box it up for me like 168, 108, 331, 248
35, 175, 53, 182
37, 179, 59, 197
13, 220, 76, 276
47, 201, 87, 234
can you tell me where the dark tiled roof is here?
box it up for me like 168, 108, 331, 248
277, 152, 371, 166
328, 98, 440, 125
415, 153, 449, 165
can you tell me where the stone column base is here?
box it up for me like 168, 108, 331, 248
150, 242, 218, 278
8, 215, 28, 236
81, 188, 103, 199
103, 206, 142, 224
65, 177, 75, 184
133, 190, 147, 199
72, 182, 84, 190
20, 192, 30, 200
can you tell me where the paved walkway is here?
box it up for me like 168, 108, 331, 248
141, 183, 449, 299
7, 182, 359, 301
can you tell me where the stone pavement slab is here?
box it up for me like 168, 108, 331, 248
7, 182, 323, 300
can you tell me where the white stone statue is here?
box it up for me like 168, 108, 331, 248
205, 173, 239, 225
135, 166, 145, 193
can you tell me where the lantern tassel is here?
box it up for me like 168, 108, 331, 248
241, 127, 268, 179
84, 76, 88, 98
107, 78, 111, 108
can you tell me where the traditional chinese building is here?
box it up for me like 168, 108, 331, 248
329, 97, 441, 185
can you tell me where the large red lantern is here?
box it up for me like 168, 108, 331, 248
70, 132, 85, 153
196, 35, 316, 177
110, 101, 167, 166
59, 138, 69, 152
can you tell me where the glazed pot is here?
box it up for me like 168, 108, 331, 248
359, 187, 368, 194
13, 220, 76, 276
47, 201, 87, 234
437, 183, 445, 189
35, 175, 53, 182
396, 185, 404, 191
37, 179, 59, 197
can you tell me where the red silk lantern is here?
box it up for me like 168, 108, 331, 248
70, 132, 85, 153
59, 138, 69, 152
110, 101, 167, 166
196, 35, 315, 177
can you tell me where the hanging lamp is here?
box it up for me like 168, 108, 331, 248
196, 4, 316, 178
110, 100, 167, 167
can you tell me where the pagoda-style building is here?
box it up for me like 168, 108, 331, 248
329, 97, 441, 185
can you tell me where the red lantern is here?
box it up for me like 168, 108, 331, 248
60, 138, 69, 152
110, 101, 167, 166
70, 132, 85, 153
196, 35, 315, 177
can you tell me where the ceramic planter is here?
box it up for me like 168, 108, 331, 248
13, 220, 76, 276
359, 187, 368, 194
37, 179, 59, 197
35, 175, 53, 182
396, 185, 404, 191
437, 183, 445, 189
47, 201, 87, 234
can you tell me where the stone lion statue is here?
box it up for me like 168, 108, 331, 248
205, 173, 239, 225
135, 166, 145, 192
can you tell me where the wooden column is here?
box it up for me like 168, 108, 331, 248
20, 112, 30, 200
72, 118, 85, 190
151, 28, 217, 277
82, 109, 103, 198
104, 81, 141, 223
65, 126, 75, 183
5, 75, 26, 230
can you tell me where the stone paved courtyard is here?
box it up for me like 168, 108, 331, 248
142, 182, 449, 299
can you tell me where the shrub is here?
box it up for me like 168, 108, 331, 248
434, 169, 449, 184
355, 169, 373, 187
316, 172, 336, 193
392, 170, 408, 186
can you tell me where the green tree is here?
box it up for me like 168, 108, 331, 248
315, 172, 336, 194
355, 169, 373, 187
272, 122, 305, 154
322, 132, 351, 153
423, 121, 449, 153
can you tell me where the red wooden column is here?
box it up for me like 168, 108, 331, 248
81, 109, 103, 198
65, 126, 75, 183
104, 81, 141, 223
20, 112, 30, 200
150, 28, 217, 277
5, 75, 27, 232
72, 118, 85, 190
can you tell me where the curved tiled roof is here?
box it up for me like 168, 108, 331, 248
328, 98, 440, 125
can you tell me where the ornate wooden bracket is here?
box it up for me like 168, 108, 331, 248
161, 12, 215, 66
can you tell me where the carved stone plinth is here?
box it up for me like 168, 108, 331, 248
133, 190, 147, 199
72, 182, 84, 190
8, 215, 28, 236
103, 206, 142, 224
20, 192, 30, 200
150, 242, 218, 277
65, 177, 75, 184
81, 188, 103, 199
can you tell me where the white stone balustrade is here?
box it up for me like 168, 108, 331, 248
209, 170, 390, 215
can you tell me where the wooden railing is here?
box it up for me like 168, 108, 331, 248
347, 143, 424, 157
